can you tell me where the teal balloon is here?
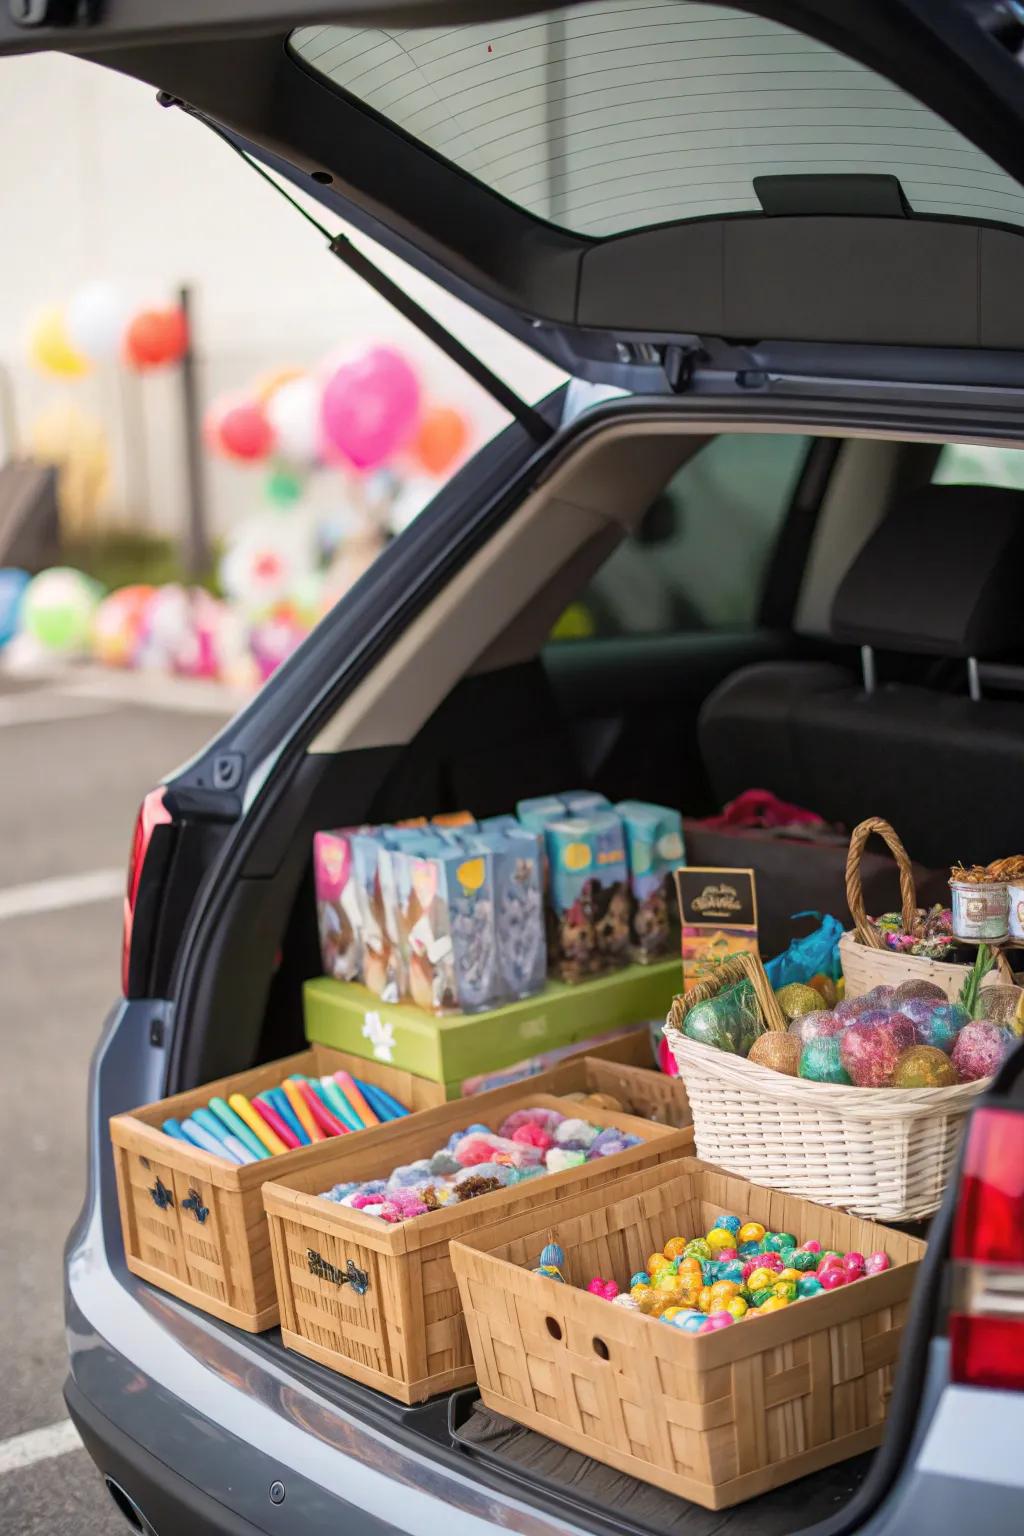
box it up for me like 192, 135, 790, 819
265, 466, 304, 506
0, 568, 29, 646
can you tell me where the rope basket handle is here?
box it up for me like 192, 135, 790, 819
845, 817, 918, 949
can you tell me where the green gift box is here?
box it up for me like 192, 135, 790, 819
303, 959, 679, 1090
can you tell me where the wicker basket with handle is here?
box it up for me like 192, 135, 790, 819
840, 816, 1012, 999
665, 947, 986, 1220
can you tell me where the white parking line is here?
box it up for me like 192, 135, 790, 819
0, 691, 120, 728
0, 868, 124, 921
0, 1418, 82, 1476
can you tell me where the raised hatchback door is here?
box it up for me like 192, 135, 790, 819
4, 1, 1024, 381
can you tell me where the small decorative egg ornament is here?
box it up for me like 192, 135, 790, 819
892, 1044, 958, 1088
908, 999, 969, 1053
713, 1214, 742, 1236
775, 983, 827, 1021
797, 1276, 824, 1299
778, 1268, 802, 1284
843, 1252, 866, 1275
951, 1021, 1014, 1082
819, 1266, 847, 1291
706, 1226, 736, 1253
738, 1221, 766, 1245
895, 978, 947, 1004
748, 1031, 802, 1076
839, 1018, 904, 1086
540, 1241, 565, 1269
865, 1252, 891, 1275
799, 1037, 852, 1084
763, 1231, 796, 1253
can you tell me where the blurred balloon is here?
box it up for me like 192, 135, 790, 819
413, 405, 470, 476
254, 366, 304, 405
321, 347, 420, 470
0, 569, 29, 647
265, 466, 305, 507
27, 306, 90, 378
124, 307, 188, 370
92, 584, 153, 667
66, 281, 127, 362
175, 589, 223, 678
250, 607, 306, 682
28, 403, 111, 536
136, 584, 192, 672
20, 567, 101, 653
208, 398, 275, 462
265, 374, 321, 465
219, 511, 317, 614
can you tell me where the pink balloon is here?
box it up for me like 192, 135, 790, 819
320, 347, 420, 470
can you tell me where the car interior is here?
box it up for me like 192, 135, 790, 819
142, 412, 1024, 1531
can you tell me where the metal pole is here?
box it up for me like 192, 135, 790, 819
178, 284, 210, 579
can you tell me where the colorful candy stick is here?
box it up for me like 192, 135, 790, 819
292, 1077, 346, 1138
356, 1078, 408, 1122
181, 1116, 241, 1161
208, 1096, 270, 1161
193, 1107, 257, 1165
253, 1094, 301, 1150
282, 1077, 323, 1142
303, 1077, 351, 1137
228, 1092, 288, 1156
266, 1085, 309, 1146
162, 1117, 190, 1142
318, 1076, 364, 1131
332, 1070, 379, 1127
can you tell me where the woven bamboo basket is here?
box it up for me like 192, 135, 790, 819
839, 816, 1012, 999
664, 949, 985, 1220
451, 1160, 925, 1510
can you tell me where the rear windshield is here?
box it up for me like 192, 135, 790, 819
290, 0, 1024, 238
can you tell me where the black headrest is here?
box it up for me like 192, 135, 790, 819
831, 484, 1024, 657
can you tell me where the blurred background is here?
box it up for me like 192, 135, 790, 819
0, 50, 563, 696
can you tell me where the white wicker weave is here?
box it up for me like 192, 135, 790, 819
663, 1027, 986, 1221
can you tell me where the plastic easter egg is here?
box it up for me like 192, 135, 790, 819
907, 999, 968, 1053
738, 1222, 766, 1245
788, 1249, 818, 1272
775, 983, 826, 1021
788, 1009, 843, 1045
700, 1312, 734, 1333
540, 1242, 565, 1269
797, 1276, 823, 1299
865, 1252, 890, 1275
748, 1031, 803, 1075
819, 1266, 847, 1291
629, 1270, 650, 1289
892, 1044, 958, 1088
799, 1037, 852, 1085
684, 1238, 712, 1261
839, 1019, 905, 1087
713, 1214, 742, 1237
706, 1226, 736, 1253
758, 1294, 789, 1314
951, 1021, 1014, 1082
662, 1236, 687, 1260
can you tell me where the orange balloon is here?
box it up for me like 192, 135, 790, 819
124, 308, 188, 370
413, 405, 470, 476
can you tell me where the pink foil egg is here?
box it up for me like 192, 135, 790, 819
819, 1267, 847, 1290
865, 1252, 890, 1275
843, 1251, 866, 1273
700, 1312, 734, 1333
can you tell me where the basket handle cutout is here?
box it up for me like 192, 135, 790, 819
845, 817, 918, 948
545, 1317, 563, 1341
592, 1337, 610, 1361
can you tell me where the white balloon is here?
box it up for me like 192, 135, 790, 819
265, 375, 320, 464
66, 281, 128, 362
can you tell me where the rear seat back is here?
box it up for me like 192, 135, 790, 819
699, 484, 1024, 866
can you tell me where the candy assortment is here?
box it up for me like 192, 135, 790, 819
161, 1067, 408, 1163
318, 1105, 643, 1222
536, 1215, 890, 1333
314, 793, 685, 1009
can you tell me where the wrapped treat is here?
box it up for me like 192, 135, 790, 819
403, 846, 504, 1013
683, 978, 761, 1055
349, 831, 402, 999
616, 799, 685, 963
313, 827, 368, 981
483, 829, 546, 999
546, 812, 630, 982
516, 794, 569, 834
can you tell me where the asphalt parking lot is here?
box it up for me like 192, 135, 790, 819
0, 672, 233, 1535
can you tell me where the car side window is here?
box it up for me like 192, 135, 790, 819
552, 432, 811, 639
933, 442, 1024, 491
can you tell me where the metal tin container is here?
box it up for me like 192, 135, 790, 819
950, 880, 1009, 942
1009, 883, 1024, 942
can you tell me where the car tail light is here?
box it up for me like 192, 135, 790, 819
949, 1106, 1024, 1391
122, 787, 172, 996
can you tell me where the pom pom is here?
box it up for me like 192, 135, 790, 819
545, 1147, 586, 1173
512, 1123, 555, 1151
428, 1151, 461, 1176
554, 1117, 598, 1149
498, 1107, 564, 1139
454, 1161, 513, 1186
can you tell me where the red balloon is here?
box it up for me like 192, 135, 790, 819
413, 405, 470, 476
217, 399, 275, 462
124, 308, 188, 370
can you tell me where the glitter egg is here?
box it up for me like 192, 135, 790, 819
788, 1009, 842, 1043
839, 1019, 904, 1086
894, 978, 947, 1004
775, 983, 827, 1021
892, 1044, 958, 1088
907, 999, 969, 1053
975, 984, 1024, 1028
738, 1221, 766, 1245
863, 984, 898, 1008
819, 1267, 847, 1290
799, 1036, 852, 1084
835, 995, 876, 1023
713, 1214, 742, 1236
706, 1226, 737, 1253
951, 1021, 1014, 1082
748, 1031, 803, 1075
797, 1276, 823, 1298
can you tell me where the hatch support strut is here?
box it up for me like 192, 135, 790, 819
165, 98, 554, 446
